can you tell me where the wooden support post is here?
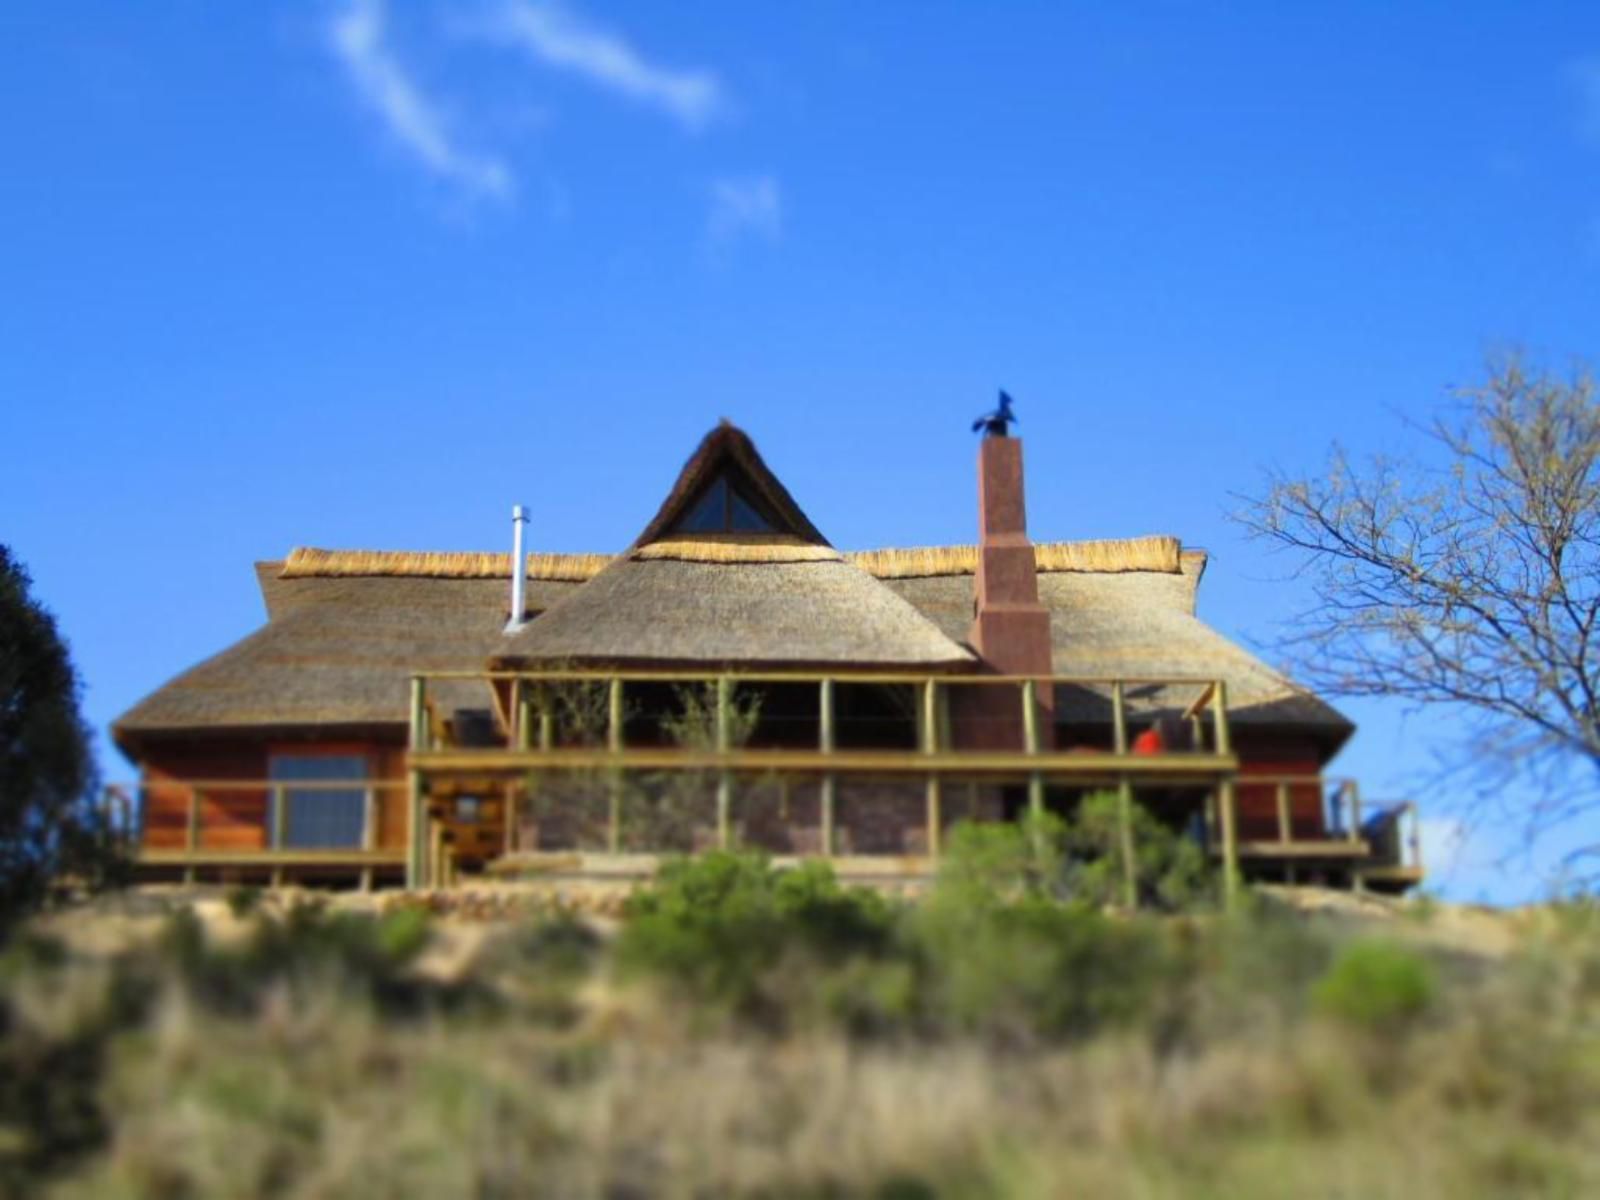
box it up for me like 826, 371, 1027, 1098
716, 676, 733, 850
515, 680, 532, 752
1110, 680, 1136, 908
921, 679, 941, 857
430, 821, 446, 892
1348, 782, 1368, 895
186, 785, 201, 853
268, 783, 286, 850
1209, 678, 1240, 910
1116, 780, 1137, 909
407, 676, 428, 889
362, 786, 377, 852
183, 784, 199, 886
1410, 801, 1424, 871
1276, 781, 1292, 844
441, 832, 457, 889
1218, 780, 1240, 911
1211, 679, 1232, 757
537, 684, 553, 751
1022, 678, 1044, 819
607, 677, 624, 854
819, 678, 836, 856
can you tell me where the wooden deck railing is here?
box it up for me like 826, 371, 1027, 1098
107, 671, 1421, 900
1226, 773, 1424, 883
112, 779, 408, 887
406, 669, 1247, 904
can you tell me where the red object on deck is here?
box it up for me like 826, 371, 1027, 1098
1131, 726, 1166, 755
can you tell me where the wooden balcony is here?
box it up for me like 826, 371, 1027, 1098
104, 670, 1422, 900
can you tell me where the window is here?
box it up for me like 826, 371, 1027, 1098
672, 473, 778, 535
269, 755, 368, 849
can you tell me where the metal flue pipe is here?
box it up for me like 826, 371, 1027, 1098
506, 504, 529, 632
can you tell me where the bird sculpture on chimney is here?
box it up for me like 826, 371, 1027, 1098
971, 389, 1018, 437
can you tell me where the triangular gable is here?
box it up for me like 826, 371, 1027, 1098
631, 421, 830, 548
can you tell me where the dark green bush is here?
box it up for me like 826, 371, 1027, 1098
618, 848, 1188, 1043
1066, 791, 1216, 910
616, 852, 897, 1023
1312, 939, 1437, 1031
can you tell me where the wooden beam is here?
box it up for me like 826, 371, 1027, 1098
269, 783, 288, 887
1235, 839, 1373, 859
408, 747, 1241, 778
607, 676, 624, 854
537, 683, 553, 751
1218, 780, 1240, 911
1111, 680, 1136, 909
1276, 782, 1292, 845
407, 675, 427, 889
514, 679, 531, 752
1211, 679, 1231, 756
921, 679, 941, 857
1022, 678, 1044, 818
819, 677, 835, 856
139, 848, 405, 867
716, 676, 733, 850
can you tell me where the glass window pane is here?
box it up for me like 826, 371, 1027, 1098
269, 755, 367, 849
676, 477, 728, 533
729, 487, 775, 532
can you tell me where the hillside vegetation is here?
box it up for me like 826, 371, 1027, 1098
3, 824, 1598, 1198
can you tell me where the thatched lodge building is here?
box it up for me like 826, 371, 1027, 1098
112, 422, 1422, 898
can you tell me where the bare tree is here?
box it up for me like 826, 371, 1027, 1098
1238, 355, 1600, 861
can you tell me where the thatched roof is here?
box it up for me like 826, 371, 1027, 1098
116, 541, 1346, 751
631, 420, 828, 547
281, 547, 612, 582
881, 551, 1352, 749
275, 535, 1182, 583
496, 426, 972, 667
111, 570, 583, 751
496, 554, 975, 669
115, 421, 1345, 751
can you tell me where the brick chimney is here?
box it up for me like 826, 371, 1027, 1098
964, 435, 1055, 748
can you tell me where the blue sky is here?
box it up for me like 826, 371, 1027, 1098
3, 2, 1599, 901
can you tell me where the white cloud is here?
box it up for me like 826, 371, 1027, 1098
329, 0, 512, 198
481, 2, 723, 132
708, 175, 782, 244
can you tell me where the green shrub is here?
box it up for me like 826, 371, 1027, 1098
1312, 939, 1437, 1031
912, 889, 1179, 1042
617, 852, 897, 1022
1066, 791, 1216, 910
935, 811, 1071, 903
224, 884, 263, 919
935, 799, 1215, 914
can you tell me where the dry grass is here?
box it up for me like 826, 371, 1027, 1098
8, 883, 1599, 1199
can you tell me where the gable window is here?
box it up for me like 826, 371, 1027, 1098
269, 754, 368, 849
673, 473, 779, 535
